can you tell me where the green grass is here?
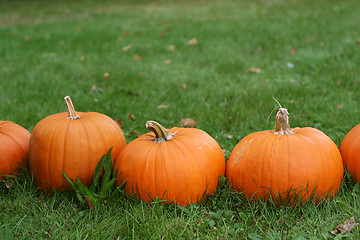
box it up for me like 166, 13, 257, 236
1, 0, 360, 238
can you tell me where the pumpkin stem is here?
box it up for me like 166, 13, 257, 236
274, 108, 294, 135
146, 121, 174, 143
64, 96, 81, 120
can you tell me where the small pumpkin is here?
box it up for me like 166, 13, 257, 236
0, 121, 31, 180
226, 104, 343, 204
29, 96, 126, 191
114, 121, 225, 206
340, 124, 360, 182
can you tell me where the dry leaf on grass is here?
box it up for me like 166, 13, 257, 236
248, 67, 261, 73
129, 130, 140, 137
181, 83, 187, 89
128, 113, 136, 121
103, 72, 109, 79
179, 118, 197, 127
168, 45, 176, 51
331, 216, 358, 235
165, 59, 173, 65
187, 38, 198, 45
133, 54, 141, 60
85, 195, 95, 209
123, 45, 132, 51
157, 105, 168, 109
115, 119, 123, 127
290, 46, 297, 54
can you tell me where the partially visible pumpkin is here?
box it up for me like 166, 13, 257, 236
29, 96, 126, 191
0, 121, 31, 180
340, 124, 360, 182
114, 121, 225, 206
226, 106, 343, 204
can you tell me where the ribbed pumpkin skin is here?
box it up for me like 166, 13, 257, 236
226, 127, 343, 203
0, 121, 31, 179
114, 127, 225, 206
340, 124, 360, 182
29, 112, 126, 191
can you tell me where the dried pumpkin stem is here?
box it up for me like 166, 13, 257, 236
146, 121, 174, 143
64, 96, 81, 120
274, 108, 294, 135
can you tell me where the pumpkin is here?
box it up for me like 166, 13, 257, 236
0, 121, 31, 180
29, 96, 126, 191
340, 124, 360, 182
226, 105, 343, 204
114, 121, 225, 206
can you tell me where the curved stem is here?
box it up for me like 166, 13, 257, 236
146, 121, 174, 143
274, 108, 293, 135
64, 96, 80, 120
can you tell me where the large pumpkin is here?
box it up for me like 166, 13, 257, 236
226, 106, 343, 204
114, 121, 225, 206
29, 96, 126, 191
340, 124, 360, 182
0, 121, 31, 180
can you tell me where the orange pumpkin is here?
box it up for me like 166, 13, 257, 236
114, 121, 225, 206
0, 121, 31, 180
340, 124, 360, 182
226, 106, 343, 204
29, 96, 126, 191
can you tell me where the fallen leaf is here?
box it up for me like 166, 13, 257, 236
115, 119, 123, 127
103, 72, 109, 79
129, 130, 140, 136
122, 31, 130, 37
80, 56, 84, 61
165, 59, 172, 65
133, 54, 141, 60
76, 25, 82, 31
123, 45, 132, 51
85, 195, 95, 209
248, 67, 261, 73
160, 32, 166, 38
290, 46, 297, 54
187, 38, 198, 46
91, 85, 97, 92
181, 83, 187, 89
331, 217, 358, 235
60, 40, 66, 45
93, 98, 98, 103
157, 105, 168, 109
179, 118, 197, 127
357, 39, 360, 44
337, 103, 344, 109
168, 45, 176, 51
128, 113, 136, 121
24, 36, 31, 42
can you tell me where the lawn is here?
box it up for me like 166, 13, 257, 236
1, 0, 360, 239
